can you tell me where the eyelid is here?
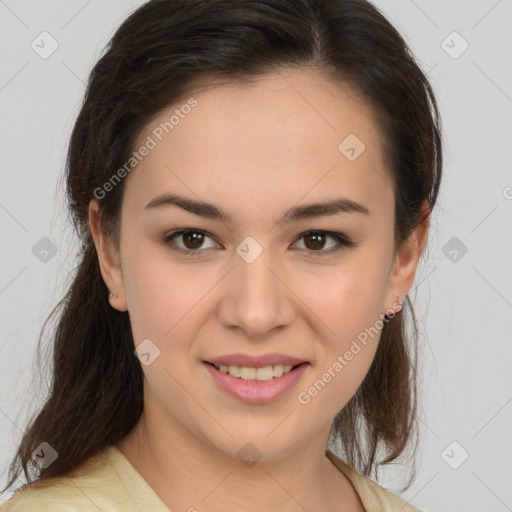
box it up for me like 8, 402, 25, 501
163, 228, 355, 257
163, 228, 220, 256
293, 230, 355, 256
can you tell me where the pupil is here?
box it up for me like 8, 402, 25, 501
308, 233, 324, 250
186, 232, 203, 249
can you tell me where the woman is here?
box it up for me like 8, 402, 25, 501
1, 0, 442, 510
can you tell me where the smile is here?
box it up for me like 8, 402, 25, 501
203, 361, 309, 404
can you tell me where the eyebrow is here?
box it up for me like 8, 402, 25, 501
144, 193, 370, 224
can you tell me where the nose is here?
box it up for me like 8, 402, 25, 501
217, 245, 295, 339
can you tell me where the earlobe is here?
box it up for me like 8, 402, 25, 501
88, 199, 128, 311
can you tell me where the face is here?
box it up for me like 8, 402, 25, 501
91, 67, 425, 462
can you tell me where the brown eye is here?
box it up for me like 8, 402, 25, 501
181, 231, 205, 250
303, 232, 327, 250
164, 229, 219, 256
294, 230, 354, 256
164, 228, 354, 258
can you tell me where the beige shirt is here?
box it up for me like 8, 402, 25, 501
1, 446, 422, 511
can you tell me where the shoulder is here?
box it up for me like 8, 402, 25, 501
1, 447, 136, 512
325, 449, 424, 512
1, 480, 102, 512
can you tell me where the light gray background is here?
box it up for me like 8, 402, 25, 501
1, 1, 511, 510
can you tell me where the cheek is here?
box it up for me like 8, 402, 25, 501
121, 241, 223, 363
121, 248, 210, 403
290, 256, 389, 410
296, 253, 391, 337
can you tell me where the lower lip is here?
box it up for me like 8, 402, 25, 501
203, 362, 309, 405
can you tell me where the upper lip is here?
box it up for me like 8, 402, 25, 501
205, 353, 308, 368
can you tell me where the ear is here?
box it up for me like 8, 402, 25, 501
385, 202, 430, 312
88, 199, 128, 312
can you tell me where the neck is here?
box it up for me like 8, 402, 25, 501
116, 408, 363, 512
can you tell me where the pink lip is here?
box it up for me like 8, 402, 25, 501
205, 352, 307, 367
203, 361, 309, 404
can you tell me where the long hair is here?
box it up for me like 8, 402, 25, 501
2, 0, 442, 495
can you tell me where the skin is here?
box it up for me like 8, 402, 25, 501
89, 67, 429, 512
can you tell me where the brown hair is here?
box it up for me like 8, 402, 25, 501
3, 0, 441, 495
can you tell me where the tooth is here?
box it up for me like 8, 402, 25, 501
256, 366, 274, 381
228, 365, 241, 378
272, 364, 284, 378
213, 363, 299, 379
240, 367, 256, 379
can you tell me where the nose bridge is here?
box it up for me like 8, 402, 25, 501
219, 237, 293, 336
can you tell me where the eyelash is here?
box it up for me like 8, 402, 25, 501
163, 229, 355, 257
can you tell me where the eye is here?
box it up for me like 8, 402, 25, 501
163, 228, 354, 257
292, 230, 354, 256
163, 229, 220, 256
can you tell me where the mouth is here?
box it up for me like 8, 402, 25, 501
204, 361, 307, 380
202, 361, 309, 404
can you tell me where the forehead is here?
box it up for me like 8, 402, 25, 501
123, 67, 393, 223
